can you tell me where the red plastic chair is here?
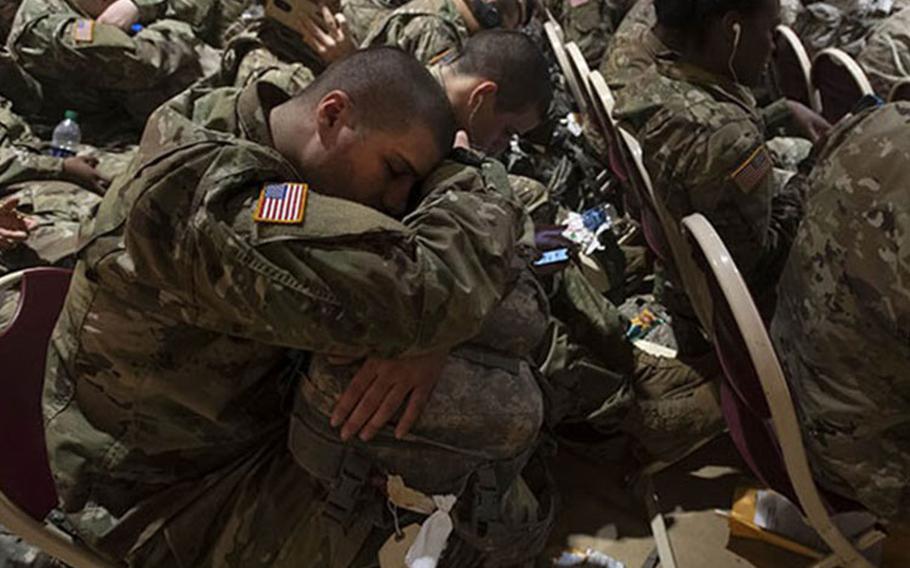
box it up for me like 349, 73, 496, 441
680, 214, 886, 568
812, 48, 874, 123
0, 268, 119, 568
773, 25, 822, 113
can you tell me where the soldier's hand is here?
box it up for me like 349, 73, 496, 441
97, 0, 141, 31
63, 156, 111, 193
331, 351, 448, 442
786, 100, 831, 143
0, 198, 35, 250
300, 6, 357, 64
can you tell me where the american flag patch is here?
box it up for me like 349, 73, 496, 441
730, 146, 772, 193
73, 18, 94, 43
253, 183, 308, 224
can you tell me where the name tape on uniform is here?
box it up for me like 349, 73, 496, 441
253, 182, 308, 224
73, 18, 95, 43
730, 145, 771, 193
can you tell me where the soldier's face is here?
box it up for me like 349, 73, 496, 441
317, 123, 444, 218
731, 0, 781, 86
465, 86, 542, 155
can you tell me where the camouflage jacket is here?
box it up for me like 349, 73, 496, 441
218, 16, 322, 90
554, 0, 613, 68
361, 0, 470, 65
613, 61, 804, 326
43, 77, 527, 557
794, 0, 910, 57
0, 96, 65, 186
772, 103, 910, 521
341, 0, 400, 44
6, 0, 209, 132
857, 6, 910, 97
600, 0, 659, 89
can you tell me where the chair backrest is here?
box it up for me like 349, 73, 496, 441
889, 79, 910, 101
0, 268, 72, 520
544, 21, 587, 113
772, 25, 821, 113
565, 41, 594, 114
812, 48, 874, 123
680, 214, 875, 568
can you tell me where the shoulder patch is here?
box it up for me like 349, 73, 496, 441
73, 18, 95, 43
253, 182, 308, 224
730, 145, 772, 193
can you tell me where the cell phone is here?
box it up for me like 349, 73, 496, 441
265, 0, 327, 35
533, 248, 570, 266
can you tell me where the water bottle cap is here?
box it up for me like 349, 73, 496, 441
130, 23, 144, 33
64, 110, 78, 121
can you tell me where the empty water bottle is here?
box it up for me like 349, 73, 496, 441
50, 110, 81, 158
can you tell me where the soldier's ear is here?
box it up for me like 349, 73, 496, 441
469, 81, 499, 110
315, 90, 354, 132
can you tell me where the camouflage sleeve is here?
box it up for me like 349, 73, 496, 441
8, 14, 201, 92
146, 154, 524, 358
642, 110, 797, 282
364, 15, 460, 64
760, 97, 792, 134
0, 147, 65, 186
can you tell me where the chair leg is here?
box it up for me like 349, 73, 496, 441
642, 474, 679, 568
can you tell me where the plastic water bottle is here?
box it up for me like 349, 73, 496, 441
50, 110, 81, 158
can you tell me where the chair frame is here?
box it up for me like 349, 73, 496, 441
680, 214, 885, 568
774, 25, 822, 113
0, 269, 120, 568
811, 48, 875, 121
564, 41, 594, 114
543, 21, 587, 114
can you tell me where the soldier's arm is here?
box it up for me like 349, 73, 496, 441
8, 13, 200, 91
0, 147, 65, 186
366, 16, 459, 65
137, 154, 524, 357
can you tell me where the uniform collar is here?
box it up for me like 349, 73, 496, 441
237, 81, 291, 149
660, 60, 759, 117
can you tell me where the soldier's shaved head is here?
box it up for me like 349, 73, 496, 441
296, 47, 456, 155
451, 30, 552, 117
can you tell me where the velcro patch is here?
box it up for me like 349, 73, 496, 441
730, 146, 772, 193
253, 182, 308, 224
73, 18, 94, 43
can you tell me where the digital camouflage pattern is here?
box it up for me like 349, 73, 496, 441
218, 17, 323, 89
6, 0, 214, 134
772, 102, 910, 522
341, 0, 402, 44
43, 77, 529, 565
599, 0, 669, 90
856, 6, 910, 97
613, 61, 805, 350
552, 0, 613, 68
793, 0, 909, 57
361, 0, 470, 64
0, 97, 101, 274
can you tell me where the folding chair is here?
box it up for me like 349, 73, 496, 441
888, 79, 910, 101
811, 48, 874, 123
773, 25, 822, 112
565, 42, 594, 114
543, 21, 587, 113
680, 214, 886, 568
0, 268, 119, 568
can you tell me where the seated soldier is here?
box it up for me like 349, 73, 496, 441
43, 47, 537, 567
856, 6, 910, 98
5, 0, 217, 140
794, 0, 908, 57
772, 102, 910, 523
612, 0, 814, 354
362, 0, 528, 64
544, 0, 613, 68
0, 95, 112, 276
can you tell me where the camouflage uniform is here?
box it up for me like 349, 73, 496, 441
613, 61, 805, 352
553, 0, 613, 69
362, 0, 470, 65
0, 97, 101, 275
599, 0, 664, 90
341, 0, 401, 44
218, 17, 322, 90
856, 6, 910, 98
771, 102, 910, 522
43, 78, 532, 566
6, 0, 213, 136
793, 0, 908, 57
